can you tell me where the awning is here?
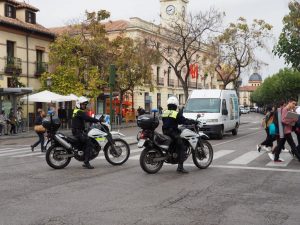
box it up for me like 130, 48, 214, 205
0, 87, 33, 96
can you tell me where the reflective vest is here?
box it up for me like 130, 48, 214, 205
72, 108, 83, 118
162, 110, 178, 119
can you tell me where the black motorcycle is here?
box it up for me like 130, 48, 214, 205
137, 111, 213, 174
42, 116, 130, 169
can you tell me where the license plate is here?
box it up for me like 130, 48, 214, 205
137, 139, 145, 148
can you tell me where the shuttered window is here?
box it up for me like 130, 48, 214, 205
25, 10, 36, 24
5, 4, 16, 18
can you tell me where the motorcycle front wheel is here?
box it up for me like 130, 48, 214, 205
104, 138, 130, 165
139, 147, 163, 174
46, 145, 71, 169
192, 139, 213, 169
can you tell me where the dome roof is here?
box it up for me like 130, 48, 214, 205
249, 73, 262, 81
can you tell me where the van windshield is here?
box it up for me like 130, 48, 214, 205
184, 98, 221, 113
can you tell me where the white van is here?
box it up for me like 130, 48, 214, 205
183, 89, 240, 139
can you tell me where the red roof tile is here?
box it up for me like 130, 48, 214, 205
49, 20, 129, 36
0, 0, 39, 11
239, 86, 258, 92
0, 15, 55, 37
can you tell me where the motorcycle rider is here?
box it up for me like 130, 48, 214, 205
72, 96, 100, 169
162, 96, 195, 173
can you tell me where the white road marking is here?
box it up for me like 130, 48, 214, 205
0, 147, 30, 154
266, 152, 293, 167
228, 151, 261, 165
213, 150, 235, 160
12, 152, 44, 157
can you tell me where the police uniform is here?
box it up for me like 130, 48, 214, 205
72, 108, 99, 165
162, 108, 193, 168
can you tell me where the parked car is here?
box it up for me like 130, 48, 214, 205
240, 107, 250, 114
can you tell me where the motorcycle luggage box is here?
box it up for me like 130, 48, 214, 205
137, 114, 159, 130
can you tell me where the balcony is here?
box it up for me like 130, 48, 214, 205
157, 77, 164, 86
35, 62, 48, 76
4, 57, 22, 75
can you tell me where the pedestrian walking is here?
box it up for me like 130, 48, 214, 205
8, 108, 17, 135
257, 105, 276, 152
16, 107, 25, 133
273, 98, 300, 162
31, 109, 46, 152
0, 110, 6, 136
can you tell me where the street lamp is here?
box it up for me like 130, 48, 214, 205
46, 77, 52, 89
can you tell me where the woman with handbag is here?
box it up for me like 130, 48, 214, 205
31, 109, 46, 152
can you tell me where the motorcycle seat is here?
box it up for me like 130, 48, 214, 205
154, 132, 172, 149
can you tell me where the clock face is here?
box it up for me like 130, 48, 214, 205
166, 5, 175, 15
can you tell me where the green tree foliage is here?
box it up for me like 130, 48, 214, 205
214, 17, 273, 89
111, 36, 161, 110
251, 68, 300, 106
273, 1, 300, 70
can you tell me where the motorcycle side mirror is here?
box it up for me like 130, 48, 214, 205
196, 114, 201, 119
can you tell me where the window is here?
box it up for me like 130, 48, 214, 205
5, 4, 16, 18
157, 93, 161, 109
184, 98, 221, 113
36, 50, 43, 63
26, 10, 36, 24
7, 41, 15, 60
156, 66, 160, 81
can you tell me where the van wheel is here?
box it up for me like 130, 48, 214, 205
217, 127, 224, 139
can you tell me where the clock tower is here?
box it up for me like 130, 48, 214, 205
160, 0, 189, 28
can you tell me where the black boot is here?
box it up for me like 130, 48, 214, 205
177, 163, 189, 173
82, 162, 94, 169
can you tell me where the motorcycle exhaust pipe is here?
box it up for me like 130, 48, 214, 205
54, 134, 72, 150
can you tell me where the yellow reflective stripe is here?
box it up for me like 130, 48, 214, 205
96, 137, 106, 141
72, 109, 83, 118
162, 110, 178, 119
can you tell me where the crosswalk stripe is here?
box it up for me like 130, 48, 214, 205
213, 150, 235, 160
266, 152, 293, 167
228, 151, 261, 165
0, 147, 30, 154
12, 152, 44, 157
130, 155, 140, 160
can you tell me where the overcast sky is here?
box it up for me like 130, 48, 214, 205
28, 0, 291, 84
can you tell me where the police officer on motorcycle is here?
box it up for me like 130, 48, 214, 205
72, 96, 100, 169
162, 96, 195, 173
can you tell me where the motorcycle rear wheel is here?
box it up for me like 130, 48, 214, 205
139, 148, 163, 174
192, 139, 213, 169
46, 145, 71, 169
104, 138, 130, 165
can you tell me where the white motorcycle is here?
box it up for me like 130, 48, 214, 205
137, 113, 213, 174
43, 117, 130, 169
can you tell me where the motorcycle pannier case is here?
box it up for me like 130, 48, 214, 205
137, 115, 159, 130
42, 118, 61, 131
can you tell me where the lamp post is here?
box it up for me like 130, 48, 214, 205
46, 77, 52, 90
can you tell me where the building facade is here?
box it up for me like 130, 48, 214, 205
0, 0, 55, 121
52, 0, 221, 116
239, 73, 262, 106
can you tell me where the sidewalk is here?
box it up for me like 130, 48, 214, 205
0, 122, 138, 145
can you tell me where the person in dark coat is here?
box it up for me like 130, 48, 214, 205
72, 96, 100, 169
31, 109, 46, 152
162, 96, 195, 173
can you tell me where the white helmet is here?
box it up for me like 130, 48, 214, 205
76, 96, 89, 108
167, 96, 179, 107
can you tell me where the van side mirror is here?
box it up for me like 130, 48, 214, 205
222, 109, 228, 115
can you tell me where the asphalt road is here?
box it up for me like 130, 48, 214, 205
1, 113, 300, 225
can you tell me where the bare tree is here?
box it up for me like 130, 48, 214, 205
149, 8, 223, 101
213, 17, 273, 90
